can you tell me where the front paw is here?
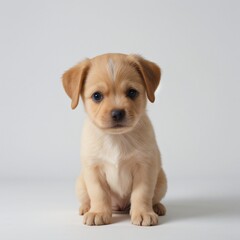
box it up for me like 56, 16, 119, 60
83, 212, 112, 225
131, 211, 158, 226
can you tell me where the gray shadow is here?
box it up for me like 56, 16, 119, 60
112, 214, 130, 224
161, 196, 240, 224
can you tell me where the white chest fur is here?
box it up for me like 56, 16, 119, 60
100, 135, 122, 165
104, 162, 132, 198
99, 135, 134, 197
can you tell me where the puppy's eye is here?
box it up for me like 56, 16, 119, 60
126, 88, 139, 100
92, 91, 103, 103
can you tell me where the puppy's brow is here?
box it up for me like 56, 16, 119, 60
85, 82, 109, 97
107, 58, 115, 81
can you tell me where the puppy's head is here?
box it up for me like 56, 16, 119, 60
62, 53, 161, 134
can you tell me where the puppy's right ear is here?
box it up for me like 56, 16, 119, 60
62, 59, 90, 109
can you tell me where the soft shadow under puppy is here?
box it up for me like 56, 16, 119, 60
161, 197, 240, 224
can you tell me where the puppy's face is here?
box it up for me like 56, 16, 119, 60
62, 54, 161, 134
82, 55, 147, 133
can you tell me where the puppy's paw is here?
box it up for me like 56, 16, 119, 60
83, 212, 112, 225
79, 205, 90, 215
153, 202, 166, 216
131, 211, 158, 226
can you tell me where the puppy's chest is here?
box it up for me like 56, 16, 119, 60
98, 135, 134, 165
104, 162, 132, 198
98, 136, 135, 197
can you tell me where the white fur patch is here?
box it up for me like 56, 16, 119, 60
98, 135, 134, 198
107, 58, 115, 81
104, 163, 132, 199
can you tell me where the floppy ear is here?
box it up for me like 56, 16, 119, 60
128, 55, 161, 102
62, 59, 90, 109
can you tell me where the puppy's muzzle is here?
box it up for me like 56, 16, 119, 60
111, 109, 125, 122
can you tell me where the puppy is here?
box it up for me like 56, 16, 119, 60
62, 53, 167, 226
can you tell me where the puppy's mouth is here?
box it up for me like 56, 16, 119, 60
112, 124, 126, 128
100, 122, 133, 134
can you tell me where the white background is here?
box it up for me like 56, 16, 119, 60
0, 0, 240, 239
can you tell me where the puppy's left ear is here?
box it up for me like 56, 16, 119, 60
128, 55, 161, 102
62, 59, 90, 109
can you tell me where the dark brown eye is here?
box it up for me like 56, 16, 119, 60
126, 88, 139, 100
92, 92, 103, 102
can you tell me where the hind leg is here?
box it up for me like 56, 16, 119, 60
76, 175, 90, 215
152, 168, 167, 216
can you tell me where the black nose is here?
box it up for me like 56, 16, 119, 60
111, 109, 125, 122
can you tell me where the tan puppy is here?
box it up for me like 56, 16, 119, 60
62, 53, 167, 226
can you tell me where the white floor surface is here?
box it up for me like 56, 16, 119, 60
1, 178, 240, 240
